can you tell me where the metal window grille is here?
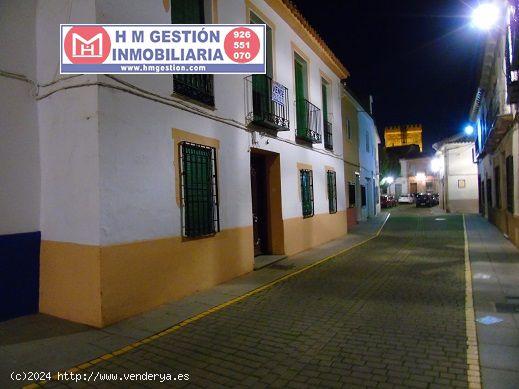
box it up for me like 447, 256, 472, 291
348, 183, 356, 207
179, 141, 220, 237
173, 74, 215, 106
506, 156, 514, 212
300, 169, 314, 218
327, 171, 337, 214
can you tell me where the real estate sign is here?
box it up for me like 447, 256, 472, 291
61, 24, 266, 74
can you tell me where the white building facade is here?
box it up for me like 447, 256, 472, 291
471, 0, 519, 246
0, 0, 354, 326
433, 135, 479, 213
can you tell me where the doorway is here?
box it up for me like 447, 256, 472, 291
250, 149, 284, 257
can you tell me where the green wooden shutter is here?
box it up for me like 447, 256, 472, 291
327, 171, 337, 214
295, 60, 307, 135
300, 170, 314, 217
250, 13, 273, 122
322, 82, 328, 122
171, 0, 205, 23
182, 143, 216, 237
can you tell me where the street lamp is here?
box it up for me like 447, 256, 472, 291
471, 3, 500, 30
464, 124, 475, 135
430, 158, 441, 173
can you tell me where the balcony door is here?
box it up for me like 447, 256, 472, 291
295, 54, 308, 134
250, 12, 273, 123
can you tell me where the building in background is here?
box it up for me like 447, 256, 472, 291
392, 154, 439, 196
341, 87, 362, 227
470, 0, 519, 246
0, 0, 351, 326
384, 124, 423, 151
433, 134, 478, 213
358, 100, 381, 220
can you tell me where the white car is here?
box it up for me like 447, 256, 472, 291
398, 194, 413, 203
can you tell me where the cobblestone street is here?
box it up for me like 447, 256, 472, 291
47, 209, 470, 388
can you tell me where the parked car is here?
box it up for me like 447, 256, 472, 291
381, 195, 397, 208
431, 193, 440, 206
398, 194, 413, 204
416, 193, 433, 207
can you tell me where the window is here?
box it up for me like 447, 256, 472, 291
179, 141, 219, 237
365, 131, 370, 153
506, 156, 514, 212
494, 166, 501, 209
458, 179, 466, 189
172, 0, 214, 106
348, 182, 356, 207
250, 12, 273, 78
361, 185, 367, 207
346, 119, 352, 140
322, 79, 333, 150
300, 169, 314, 218
327, 171, 337, 214
426, 181, 433, 191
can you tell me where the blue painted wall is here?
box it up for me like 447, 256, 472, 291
0, 231, 40, 321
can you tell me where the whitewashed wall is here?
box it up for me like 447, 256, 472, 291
445, 143, 478, 202
0, 0, 40, 235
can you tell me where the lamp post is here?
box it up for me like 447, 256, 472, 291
471, 3, 500, 31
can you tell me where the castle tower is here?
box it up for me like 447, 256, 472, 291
384, 124, 423, 151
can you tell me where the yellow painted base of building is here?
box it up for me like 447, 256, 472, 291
40, 226, 254, 327
489, 208, 519, 248
283, 211, 348, 256
40, 212, 348, 327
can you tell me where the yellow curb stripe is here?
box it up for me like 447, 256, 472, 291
35, 213, 390, 387
463, 214, 482, 389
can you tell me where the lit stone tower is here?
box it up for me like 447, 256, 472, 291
384, 124, 423, 151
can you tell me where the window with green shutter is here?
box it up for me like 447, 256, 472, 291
327, 171, 337, 214
179, 141, 220, 237
300, 169, 314, 218
171, 0, 214, 106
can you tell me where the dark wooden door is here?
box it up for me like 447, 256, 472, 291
251, 154, 269, 256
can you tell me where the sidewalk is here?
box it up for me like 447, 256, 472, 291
0, 213, 388, 388
465, 215, 519, 389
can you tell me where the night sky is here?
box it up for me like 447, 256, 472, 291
292, 0, 487, 152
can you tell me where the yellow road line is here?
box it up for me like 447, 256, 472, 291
25, 213, 390, 388
463, 214, 482, 389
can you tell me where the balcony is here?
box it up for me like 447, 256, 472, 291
296, 99, 322, 144
323, 120, 333, 150
173, 74, 214, 107
245, 75, 290, 131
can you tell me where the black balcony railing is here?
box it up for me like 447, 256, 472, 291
296, 99, 322, 143
245, 75, 290, 131
173, 74, 214, 106
323, 120, 333, 150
